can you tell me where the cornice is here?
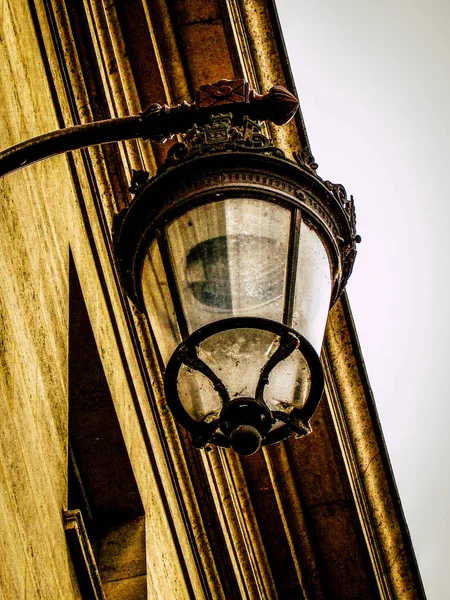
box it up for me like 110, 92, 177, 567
325, 296, 426, 598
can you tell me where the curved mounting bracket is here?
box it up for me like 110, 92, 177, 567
0, 79, 298, 179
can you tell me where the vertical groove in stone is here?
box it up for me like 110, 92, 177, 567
140, 0, 191, 104
221, 451, 278, 599
48, 0, 122, 220
203, 448, 262, 600
222, 0, 260, 90
49, 1, 92, 123
263, 445, 325, 600
323, 346, 392, 599
100, 0, 157, 174
102, 0, 140, 115
84, 0, 144, 176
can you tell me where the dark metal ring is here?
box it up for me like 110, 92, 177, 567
164, 316, 324, 449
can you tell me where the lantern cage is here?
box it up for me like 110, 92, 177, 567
114, 113, 358, 454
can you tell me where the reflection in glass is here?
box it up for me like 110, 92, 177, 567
186, 234, 285, 310
167, 199, 291, 332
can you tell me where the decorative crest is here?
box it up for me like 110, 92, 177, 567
158, 113, 285, 173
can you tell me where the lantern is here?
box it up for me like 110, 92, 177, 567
114, 83, 358, 455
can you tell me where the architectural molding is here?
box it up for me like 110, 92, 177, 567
63, 510, 106, 600
325, 296, 425, 598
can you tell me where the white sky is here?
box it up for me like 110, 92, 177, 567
276, 1, 450, 597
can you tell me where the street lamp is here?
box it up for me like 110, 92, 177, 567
0, 78, 358, 455
113, 79, 358, 455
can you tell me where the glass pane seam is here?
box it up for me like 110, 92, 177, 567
283, 208, 302, 327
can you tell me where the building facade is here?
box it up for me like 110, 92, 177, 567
0, 1, 424, 598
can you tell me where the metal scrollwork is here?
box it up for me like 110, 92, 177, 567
129, 169, 150, 195
323, 180, 357, 233
293, 148, 319, 172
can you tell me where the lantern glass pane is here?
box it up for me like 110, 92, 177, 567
292, 222, 332, 352
141, 242, 182, 364
166, 199, 291, 332
177, 365, 222, 423
264, 348, 311, 412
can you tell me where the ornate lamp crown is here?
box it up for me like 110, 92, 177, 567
160, 113, 285, 173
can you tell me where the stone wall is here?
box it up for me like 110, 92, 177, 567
0, 2, 78, 597
0, 1, 424, 598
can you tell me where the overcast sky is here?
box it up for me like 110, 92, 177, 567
276, 1, 450, 597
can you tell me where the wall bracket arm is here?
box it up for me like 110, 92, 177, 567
0, 79, 298, 178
